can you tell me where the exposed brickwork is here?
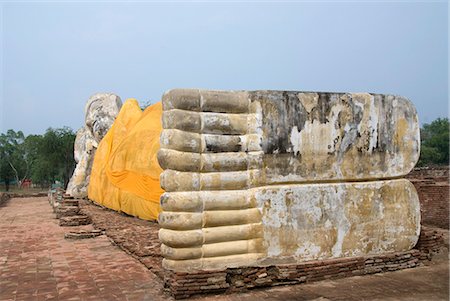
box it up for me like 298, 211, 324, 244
165, 228, 445, 299
61, 199, 79, 207
55, 205, 80, 218
416, 183, 449, 229
64, 229, 103, 239
79, 199, 164, 278
407, 167, 449, 229
416, 226, 445, 255
0, 192, 10, 206
48, 189, 93, 228
407, 166, 449, 182
6, 191, 48, 198
0, 191, 47, 206
59, 215, 91, 226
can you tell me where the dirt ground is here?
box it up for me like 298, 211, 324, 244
0, 196, 448, 301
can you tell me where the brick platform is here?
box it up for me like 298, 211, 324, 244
416, 226, 446, 255
55, 206, 80, 218
165, 228, 445, 299
61, 199, 79, 207
0, 196, 167, 301
1, 196, 447, 301
59, 215, 91, 227
48, 190, 93, 229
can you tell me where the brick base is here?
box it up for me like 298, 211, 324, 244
415, 226, 445, 255
60, 199, 79, 207
165, 227, 445, 299
55, 206, 80, 218
59, 215, 91, 226
49, 190, 92, 228
64, 229, 103, 239
0, 193, 10, 206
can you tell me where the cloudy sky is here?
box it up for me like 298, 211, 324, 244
1, 1, 448, 135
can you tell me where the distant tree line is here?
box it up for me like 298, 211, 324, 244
0, 127, 76, 191
417, 118, 449, 167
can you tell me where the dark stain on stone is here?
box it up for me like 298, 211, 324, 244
205, 137, 241, 153
315, 93, 332, 124
249, 91, 309, 154
377, 94, 395, 154
247, 91, 414, 177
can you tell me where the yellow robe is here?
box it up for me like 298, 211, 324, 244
88, 99, 164, 220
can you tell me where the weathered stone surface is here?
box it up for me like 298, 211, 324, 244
66, 93, 122, 198
160, 90, 419, 183
253, 91, 419, 183
84, 93, 122, 142
158, 89, 421, 272
66, 127, 96, 198
160, 180, 420, 271
255, 179, 420, 264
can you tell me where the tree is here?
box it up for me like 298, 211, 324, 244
0, 127, 76, 191
418, 118, 449, 166
30, 127, 76, 188
55, 127, 76, 188
0, 154, 14, 191
0, 130, 28, 189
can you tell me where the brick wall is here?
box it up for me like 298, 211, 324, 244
407, 167, 449, 229
415, 183, 449, 229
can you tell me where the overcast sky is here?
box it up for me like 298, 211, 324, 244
1, 1, 448, 135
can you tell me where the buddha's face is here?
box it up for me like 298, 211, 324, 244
85, 93, 122, 142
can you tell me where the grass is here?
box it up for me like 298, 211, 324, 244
0, 186, 48, 193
